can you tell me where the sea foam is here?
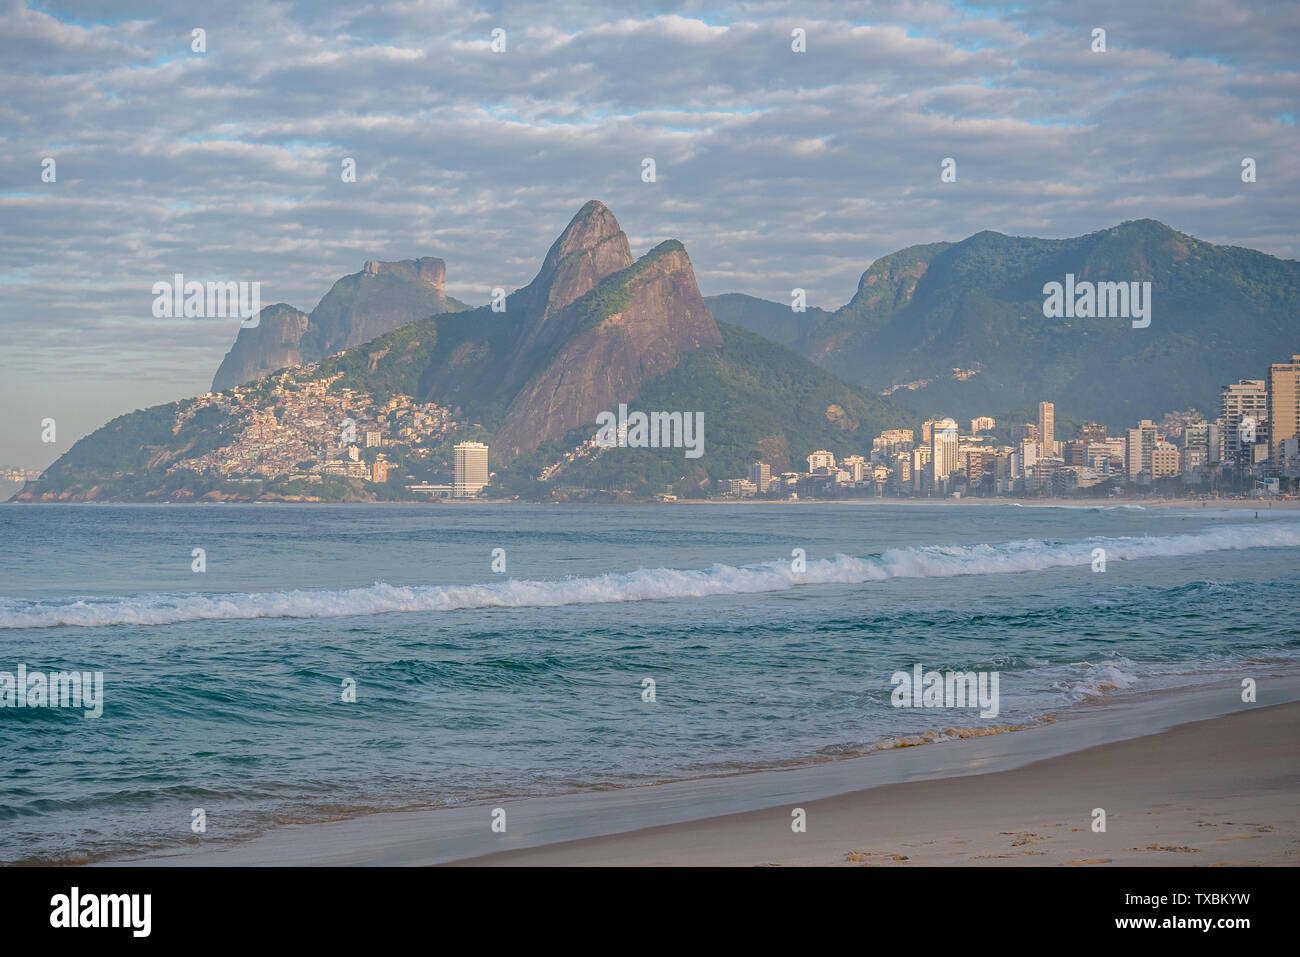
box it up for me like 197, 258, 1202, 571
3, 522, 1298, 629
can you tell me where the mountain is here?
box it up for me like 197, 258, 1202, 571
718, 222, 1300, 427
16, 201, 899, 502
211, 256, 467, 391
338, 201, 726, 460
704, 292, 833, 348
209, 303, 311, 392
507, 319, 898, 497
493, 233, 722, 459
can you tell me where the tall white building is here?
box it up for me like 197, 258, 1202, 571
1221, 380, 1268, 467
1038, 401, 1055, 457
1127, 420, 1159, 481
1015, 438, 1038, 479
748, 461, 772, 492
911, 446, 932, 492
1182, 422, 1212, 475
1269, 356, 1300, 468
453, 441, 490, 497
931, 418, 960, 487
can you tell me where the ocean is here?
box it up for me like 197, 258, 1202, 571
1, 502, 1298, 864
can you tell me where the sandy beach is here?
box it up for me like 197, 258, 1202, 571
459, 700, 1300, 867
118, 673, 1300, 867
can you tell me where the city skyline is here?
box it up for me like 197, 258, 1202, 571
719, 350, 1300, 500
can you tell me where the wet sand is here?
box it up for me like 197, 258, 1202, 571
459, 700, 1299, 867
117, 674, 1300, 867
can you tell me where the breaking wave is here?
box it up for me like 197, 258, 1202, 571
4, 522, 1299, 629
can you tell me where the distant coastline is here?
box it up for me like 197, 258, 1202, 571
8, 494, 1299, 508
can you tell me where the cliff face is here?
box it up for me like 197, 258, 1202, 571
501, 201, 635, 393
494, 239, 722, 458
402, 201, 723, 460
300, 256, 447, 358
211, 256, 449, 392
211, 303, 310, 392
531, 201, 635, 315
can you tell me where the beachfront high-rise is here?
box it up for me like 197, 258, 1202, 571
1182, 422, 1213, 473
1221, 379, 1268, 470
453, 441, 490, 497
1038, 401, 1055, 456
1268, 356, 1300, 468
1127, 420, 1159, 481
1153, 440, 1181, 479
930, 418, 959, 488
911, 445, 931, 492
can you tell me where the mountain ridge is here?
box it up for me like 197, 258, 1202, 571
709, 219, 1300, 427
212, 255, 465, 392
17, 201, 896, 502
15, 211, 1295, 503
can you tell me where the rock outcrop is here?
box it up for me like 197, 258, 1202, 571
211, 256, 449, 392
494, 237, 722, 458
301, 257, 447, 359
403, 201, 722, 460
501, 201, 635, 393
211, 303, 311, 392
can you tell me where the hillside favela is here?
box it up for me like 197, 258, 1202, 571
9, 204, 1299, 505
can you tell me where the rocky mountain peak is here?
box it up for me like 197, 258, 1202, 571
493, 235, 722, 459
211, 303, 310, 393
529, 200, 634, 317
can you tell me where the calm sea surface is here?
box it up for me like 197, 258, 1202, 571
1, 502, 1298, 863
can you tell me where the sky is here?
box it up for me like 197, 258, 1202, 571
2, 0, 1298, 468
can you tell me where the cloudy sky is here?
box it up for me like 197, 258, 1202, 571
2, 0, 1298, 468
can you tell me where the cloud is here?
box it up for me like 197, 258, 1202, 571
1, 0, 1297, 466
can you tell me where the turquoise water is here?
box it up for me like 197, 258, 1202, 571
1, 502, 1298, 864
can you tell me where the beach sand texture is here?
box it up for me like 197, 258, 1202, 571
459, 701, 1299, 867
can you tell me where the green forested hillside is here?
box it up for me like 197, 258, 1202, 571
716, 221, 1300, 429
508, 322, 904, 496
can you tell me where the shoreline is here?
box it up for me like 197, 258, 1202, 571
112, 670, 1300, 867
9, 497, 1300, 509
670, 497, 1300, 509
459, 698, 1300, 867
